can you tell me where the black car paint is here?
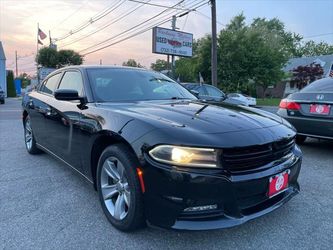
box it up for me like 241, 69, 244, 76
22, 66, 301, 230
0, 87, 4, 104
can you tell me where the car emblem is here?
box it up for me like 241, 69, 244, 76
275, 175, 285, 191
316, 94, 324, 100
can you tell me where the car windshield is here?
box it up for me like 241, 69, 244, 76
300, 78, 333, 93
87, 68, 196, 102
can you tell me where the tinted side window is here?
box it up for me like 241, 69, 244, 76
41, 73, 62, 95
58, 71, 84, 96
205, 85, 223, 97
301, 78, 333, 92
185, 84, 206, 95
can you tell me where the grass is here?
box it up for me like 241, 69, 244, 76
256, 98, 281, 106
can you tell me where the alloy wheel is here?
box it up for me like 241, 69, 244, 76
25, 119, 33, 150
100, 157, 131, 221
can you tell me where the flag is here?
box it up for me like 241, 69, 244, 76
328, 63, 333, 77
199, 72, 204, 85
38, 28, 47, 40
38, 39, 43, 45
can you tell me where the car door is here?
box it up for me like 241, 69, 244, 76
43, 70, 85, 170
27, 72, 63, 146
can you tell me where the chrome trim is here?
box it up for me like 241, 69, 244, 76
297, 133, 333, 140
291, 99, 333, 104
37, 143, 94, 184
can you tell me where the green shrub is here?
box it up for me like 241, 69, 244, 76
6, 70, 16, 97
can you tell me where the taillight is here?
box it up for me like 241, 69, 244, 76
279, 99, 301, 110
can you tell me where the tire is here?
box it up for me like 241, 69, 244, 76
296, 135, 307, 144
0, 100, 4, 104
24, 116, 42, 154
97, 144, 145, 231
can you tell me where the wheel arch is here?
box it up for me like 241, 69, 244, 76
90, 131, 137, 190
22, 110, 28, 124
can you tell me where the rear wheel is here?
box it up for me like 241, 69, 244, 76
24, 116, 42, 154
97, 144, 145, 231
296, 135, 307, 144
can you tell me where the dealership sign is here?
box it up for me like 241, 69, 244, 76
152, 27, 193, 57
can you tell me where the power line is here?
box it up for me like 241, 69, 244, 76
82, 0, 209, 56
54, 0, 126, 42
195, 10, 224, 26
79, 0, 190, 53
50, 0, 89, 31
303, 32, 333, 39
182, 11, 190, 30
127, 0, 188, 10
82, 0, 207, 55
59, 0, 151, 49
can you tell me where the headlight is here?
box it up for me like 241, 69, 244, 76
148, 145, 218, 168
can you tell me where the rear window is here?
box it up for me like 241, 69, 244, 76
301, 78, 333, 92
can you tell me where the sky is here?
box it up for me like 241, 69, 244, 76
0, 0, 332, 76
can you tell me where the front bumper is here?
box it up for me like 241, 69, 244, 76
141, 146, 302, 230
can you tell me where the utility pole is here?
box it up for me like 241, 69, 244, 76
171, 15, 176, 78
15, 50, 18, 78
211, 0, 218, 87
49, 30, 52, 46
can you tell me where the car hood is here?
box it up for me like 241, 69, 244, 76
98, 100, 285, 134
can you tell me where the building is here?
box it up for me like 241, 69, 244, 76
257, 54, 333, 98
0, 41, 6, 97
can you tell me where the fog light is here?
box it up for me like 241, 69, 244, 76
183, 204, 218, 212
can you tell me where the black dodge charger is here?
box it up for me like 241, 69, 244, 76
22, 66, 302, 231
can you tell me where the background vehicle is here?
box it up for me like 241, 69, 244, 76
182, 83, 247, 106
22, 66, 301, 231
228, 93, 256, 106
277, 77, 333, 143
0, 86, 5, 104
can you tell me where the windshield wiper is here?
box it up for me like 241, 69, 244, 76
170, 97, 187, 100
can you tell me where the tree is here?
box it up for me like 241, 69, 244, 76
36, 47, 58, 68
175, 57, 197, 82
36, 47, 83, 68
57, 49, 83, 67
6, 70, 16, 97
290, 63, 324, 89
17, 73, 31, 89
122, 59, 143, 68
218, 14, 301, 95
151, 59, 169, 72
295, 41, 333, 57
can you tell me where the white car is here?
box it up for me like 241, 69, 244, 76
228, 93, 257, 106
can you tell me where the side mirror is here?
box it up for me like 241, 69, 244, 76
54, 89, 80, 101
190, 90, 200, 97
54, 89, 87, 109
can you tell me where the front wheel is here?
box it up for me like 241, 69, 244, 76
24, 116, 42, 154
97, 144, 145, 231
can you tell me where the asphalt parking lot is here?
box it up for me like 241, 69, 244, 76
1, 98, 332, 250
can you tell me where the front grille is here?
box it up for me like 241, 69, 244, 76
222, 137, 295, 172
